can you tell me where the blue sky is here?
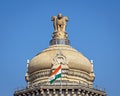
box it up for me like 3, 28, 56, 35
0, 0, 120, 96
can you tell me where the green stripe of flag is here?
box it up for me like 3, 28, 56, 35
50, 73, 61, 84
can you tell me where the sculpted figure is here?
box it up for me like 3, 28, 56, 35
51, 13, 68, 32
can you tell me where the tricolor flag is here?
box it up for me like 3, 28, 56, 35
49, 65, 62, 84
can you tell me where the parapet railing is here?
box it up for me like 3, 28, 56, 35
14, 82, 106, 93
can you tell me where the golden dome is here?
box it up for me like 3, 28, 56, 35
28, 45, 93, 74
27, 44, 95, 87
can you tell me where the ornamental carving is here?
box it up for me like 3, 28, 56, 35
52, 50, 68, 66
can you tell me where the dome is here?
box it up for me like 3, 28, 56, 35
28, 45, 92, 74
26, 45, 95, 87
25, 13, 95, 87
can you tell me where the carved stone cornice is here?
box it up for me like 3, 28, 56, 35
14, 85, 106, 96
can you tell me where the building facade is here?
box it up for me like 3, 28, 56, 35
14, 13, 106, 96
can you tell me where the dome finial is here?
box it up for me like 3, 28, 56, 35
50, 13, 70, 45
51, 13, 68, 33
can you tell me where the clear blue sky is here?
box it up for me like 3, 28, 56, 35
0, 0, 120, 96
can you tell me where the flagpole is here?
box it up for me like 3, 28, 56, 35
60, 64, 62, 95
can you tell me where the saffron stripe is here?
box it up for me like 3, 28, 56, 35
50, 65, 61, 76
49, 69, 61, 80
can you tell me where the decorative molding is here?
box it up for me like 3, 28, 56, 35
28, 68, 94, 87
14, 85, 106, 96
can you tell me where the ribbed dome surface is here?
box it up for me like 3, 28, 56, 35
28, 45, 93, 74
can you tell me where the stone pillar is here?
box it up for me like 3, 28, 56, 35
85, 91, 90, 96
81, 90, 85, 96
65, 89, 68, 95
78, 89, 81, 96
27, 92, 31, 96
47, 89, 49, 96
32, 92, 36, 96
72, 89, 74, 95
53, 89, 56, 95
40, 89, 44, 96
36, 90, 39, 96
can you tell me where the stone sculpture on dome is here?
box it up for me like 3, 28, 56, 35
51, 13, 69, 40
51, 13, 68, 32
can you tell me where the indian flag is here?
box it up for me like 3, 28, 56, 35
49, 65, 62, 84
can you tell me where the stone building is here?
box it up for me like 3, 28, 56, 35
14, 13, 106, 96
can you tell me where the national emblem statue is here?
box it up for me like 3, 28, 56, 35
51, 13, 68, 39
51, 13, 68, 32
